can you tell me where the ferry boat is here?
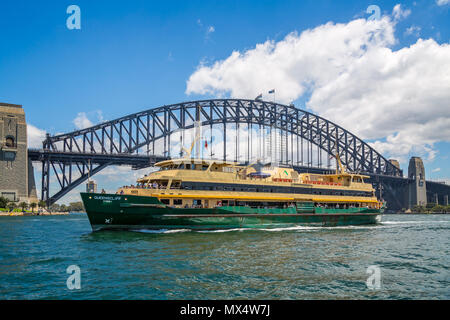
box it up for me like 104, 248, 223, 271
81, 153, 384, 231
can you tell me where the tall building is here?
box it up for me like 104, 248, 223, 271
0, 103, 38, 203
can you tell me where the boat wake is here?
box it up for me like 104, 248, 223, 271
131, 228, 191, 234
127, 220, 449, 235
381, 220, 450, 225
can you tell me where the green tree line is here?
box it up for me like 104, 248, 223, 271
411, 204, 450, 213
0, 197, 85, 213
48, 202, 85, 212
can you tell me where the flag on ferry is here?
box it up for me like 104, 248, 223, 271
204, 140, 208, 148
268, 89, 275, 94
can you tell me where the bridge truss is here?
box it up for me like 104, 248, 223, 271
31, 99, 402, 205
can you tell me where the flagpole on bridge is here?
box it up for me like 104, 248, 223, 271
268, 89, 275, 103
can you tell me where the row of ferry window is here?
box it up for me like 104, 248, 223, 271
159, 164, 236, 172
180, 184, 371, 197
158, 199, 296, 208
158, 199, 377, 209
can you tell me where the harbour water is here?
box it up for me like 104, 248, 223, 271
0, 213, 448, 300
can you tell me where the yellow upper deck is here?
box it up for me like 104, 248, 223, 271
135, 158, 373, 192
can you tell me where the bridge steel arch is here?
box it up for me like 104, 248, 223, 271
37, 99, 402, 205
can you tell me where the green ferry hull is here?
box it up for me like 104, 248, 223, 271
81, 193, 381, 231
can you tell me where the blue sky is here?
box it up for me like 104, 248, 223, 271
0, 0, 449, 203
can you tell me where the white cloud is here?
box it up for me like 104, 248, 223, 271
405, 25, 421, 36
72, 110, 105, 130
432, 168, 441, 172
27, 124, 46, 148
436, 0, 450, 6
392, 4, 411, 21
205, 25, 215, 41
186, 5, 450, 165
197, 19, 215, 40
73, 112, 93, 129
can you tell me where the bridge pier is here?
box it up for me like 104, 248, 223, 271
0, 103, 38, 204
445, 195, 449, 206
433, 193, 439, 205
408, 157, 427, 208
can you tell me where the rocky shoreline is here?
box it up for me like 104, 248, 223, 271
0, 211, 69, 216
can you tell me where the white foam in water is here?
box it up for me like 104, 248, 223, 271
198, 228, 246, 233
131, 229, 191, 234
382, 220, 450, 225
261, 226, 320, 232
129, 220, 449, 234
199, 225, 384, 233
163, 229, 191, 233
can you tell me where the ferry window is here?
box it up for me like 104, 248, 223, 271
186, 164, 191, 169
202, 165, 209, 171
160, 199, 170, 205
171, 181, 181, 189
173, 199, 182, 205
179, 164, 184, 169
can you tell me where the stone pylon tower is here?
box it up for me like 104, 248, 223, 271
0, 103, 38, 203
408, 157, 427, 208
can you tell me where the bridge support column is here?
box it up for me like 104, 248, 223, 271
408, 157, 427, 208
445, 195, 449, 206
0, 103, 37, 204
434, 193, 439, 205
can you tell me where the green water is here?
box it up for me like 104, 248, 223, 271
0, 213, 448, 299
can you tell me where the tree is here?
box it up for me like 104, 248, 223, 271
432, 205, 444, 213
68, 202, 84, 212
411, 205, 425, 213
7, 202, 16, 212
49, 203, 60, 212
0, 196, 9, 209
19, 202, 28, 212
38, 200, 47, 209
426, 203, 435, 209
30, 202, 38, 213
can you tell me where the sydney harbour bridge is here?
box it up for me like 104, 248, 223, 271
27, 99, 449, 210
